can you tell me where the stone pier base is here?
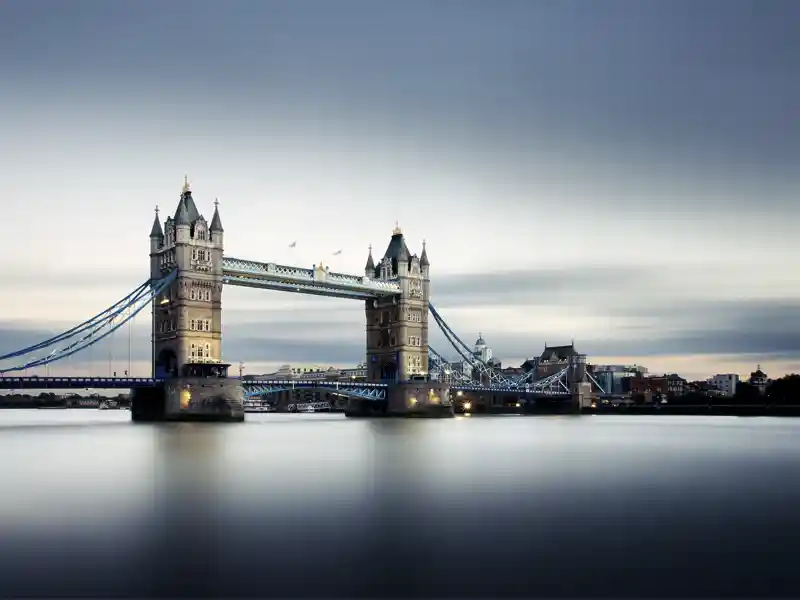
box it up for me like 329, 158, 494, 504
344, 381, 454, 418
131, 378, 245, 423
572, 382, 594, 412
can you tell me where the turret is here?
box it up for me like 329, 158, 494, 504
364, 245, 375, 278
420, 239, 430, 278
149, 206, 163, 252
210, 198, 224, 248
174, 177, 191, 244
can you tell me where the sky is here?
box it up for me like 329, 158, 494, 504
1, 0, 799, 382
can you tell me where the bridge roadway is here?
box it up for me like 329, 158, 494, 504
0, 376, 555, 397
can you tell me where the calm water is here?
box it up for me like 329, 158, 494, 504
0, 410, 798, 597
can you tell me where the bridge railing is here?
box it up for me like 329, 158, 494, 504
222, 257, 402, 295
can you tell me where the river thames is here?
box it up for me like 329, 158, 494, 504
1, 411, 798, 597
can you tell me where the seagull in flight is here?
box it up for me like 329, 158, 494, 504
288, 240, 297, 248
332, 249, 342, 256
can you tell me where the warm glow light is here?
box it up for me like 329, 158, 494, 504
180, 388, 192, 409
456, 390, 463, 397
463, 401, 472, 411
515, 402, 520, 407
409, 397, 418, 406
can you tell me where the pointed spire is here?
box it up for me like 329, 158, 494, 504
392, 221, 402, 236
420, 239, 429, 267
150, 205, 163, 238
177, 176, 200, 222
365, 244, 375, 272
210, 198, 224, 232
174, 195, 190, 225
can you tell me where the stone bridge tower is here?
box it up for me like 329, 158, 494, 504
364, 225, 430, 383
149, 177, 225, 378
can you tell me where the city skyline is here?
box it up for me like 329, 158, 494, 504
1, 0, 799, 381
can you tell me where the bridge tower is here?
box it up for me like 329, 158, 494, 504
364, 225, 430, 383
149, 177, 225, 378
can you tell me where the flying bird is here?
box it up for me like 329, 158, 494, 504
288, 240, 297, 248
332, 249, 342, 256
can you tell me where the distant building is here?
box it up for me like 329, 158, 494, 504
521, 343, 580, 381
500, 366, 525, 379
340, 361, 367, 381
590, 364, 648, 395
748, 366, 768, 395
709, 373, 739, 397
665, 374, 687, 397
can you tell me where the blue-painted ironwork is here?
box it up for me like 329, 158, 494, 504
223, 257, 401, 300
0, 251, 597, 399
586, 371, 607, 395
0, 271, 177, 375
0, 280, 151, 362
241, 379, 387, 400
0, 376, 157, 390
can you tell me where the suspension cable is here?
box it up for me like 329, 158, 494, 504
0, 271, 176, 374
0, 280, 151, 361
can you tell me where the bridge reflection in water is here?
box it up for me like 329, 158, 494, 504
0, 412, 798, 597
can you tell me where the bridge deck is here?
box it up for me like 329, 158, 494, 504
0, 376, 570, 395
223, 257, 401, 300
0, 377, 157, 390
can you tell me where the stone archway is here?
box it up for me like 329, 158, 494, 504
380, 361, 398, 383
155, 348, 179, 379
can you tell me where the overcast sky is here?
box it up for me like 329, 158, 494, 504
1, 0, 798, 381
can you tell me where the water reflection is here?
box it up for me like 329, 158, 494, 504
0, 411, 798, 597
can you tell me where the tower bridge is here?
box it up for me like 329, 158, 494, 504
0, 177, 606, 419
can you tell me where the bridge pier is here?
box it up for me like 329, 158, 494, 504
345, 381, 453, 418
572, 382, 593, 413
131, 378, 244, 422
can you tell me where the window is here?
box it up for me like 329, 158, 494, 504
192, 249, 197, 260
407, 354, 422, 374
204, 320, 210, 331
190, 343, 197, 358
205, 290, 211, 301
204, 343, 211, 358
408, 311, 421, 323
190, 319, 196, 330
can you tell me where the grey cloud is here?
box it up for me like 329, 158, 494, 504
1, 294, 798, 372
3, 267, 149, 291
430, 267, 658, 309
